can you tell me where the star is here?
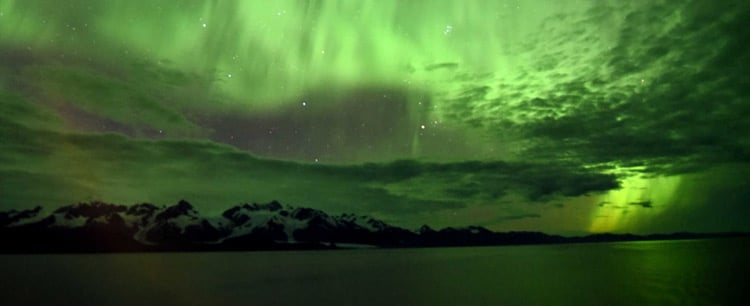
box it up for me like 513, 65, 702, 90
444, 25, 453, 35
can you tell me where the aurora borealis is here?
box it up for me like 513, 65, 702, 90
1, 0, 749, 235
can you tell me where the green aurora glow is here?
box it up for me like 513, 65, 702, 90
1, 0, 749, 234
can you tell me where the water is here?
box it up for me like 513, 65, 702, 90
1, 238, 748, 306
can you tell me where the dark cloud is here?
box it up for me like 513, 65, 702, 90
629, 201, 653, 208
0, 104, 620, 219
424, 62, 459, 71
498, 213, 541, 221
325, 159, 619, 203
437, 0, 750, 177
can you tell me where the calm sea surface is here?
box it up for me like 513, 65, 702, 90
2, 238, 748, 305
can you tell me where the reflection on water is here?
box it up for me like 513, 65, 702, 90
1, 238, 748, 306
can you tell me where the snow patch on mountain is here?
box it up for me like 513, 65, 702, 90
50, 213, 87, 227
340, 214, 389, 232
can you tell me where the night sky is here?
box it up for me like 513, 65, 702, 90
1, 0, 749, 235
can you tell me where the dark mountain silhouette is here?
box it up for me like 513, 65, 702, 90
0, 206, 42, 227
0, 200, 746, 253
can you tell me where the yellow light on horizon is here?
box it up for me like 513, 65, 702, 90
589, 174, 681, 233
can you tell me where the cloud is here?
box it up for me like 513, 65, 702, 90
496, 213, 542, 221
0, 90, 62, 130
344, 159, 619, 204
424, 62, 459, 71
432, 0, 750, 176
0, 107, 620, 219
0, 45, 222, 138
629, 201, 653, 208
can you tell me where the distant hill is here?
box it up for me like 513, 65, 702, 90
1, 200, 746, 253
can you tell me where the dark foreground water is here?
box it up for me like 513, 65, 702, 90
2, 238, 748, 306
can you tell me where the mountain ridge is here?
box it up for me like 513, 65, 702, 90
1, 200, 747, 253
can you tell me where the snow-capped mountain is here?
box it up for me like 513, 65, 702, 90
207, 200, 418, 246
0, 200, 429, 251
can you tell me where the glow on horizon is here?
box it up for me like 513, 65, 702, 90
589, 174, 682, 233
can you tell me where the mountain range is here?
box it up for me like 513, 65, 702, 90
1, 200, 745, 253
